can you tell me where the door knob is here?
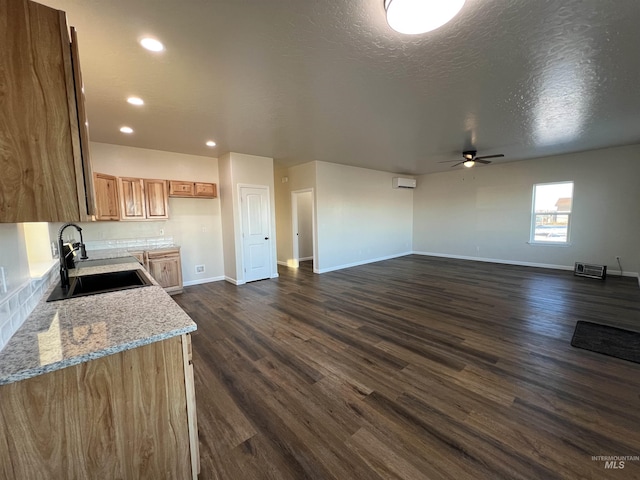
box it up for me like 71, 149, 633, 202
264, 237, 269, 240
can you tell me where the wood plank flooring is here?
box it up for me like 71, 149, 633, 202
173, 255, 640, 480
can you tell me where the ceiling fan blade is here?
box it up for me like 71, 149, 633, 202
475, 154, 504, 160
475, 159, 492, 164
450, 161, 465, 167
437, 159, 462, 163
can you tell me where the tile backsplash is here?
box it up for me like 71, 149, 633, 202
84, 236, 175, 251
0, 265, 58, 352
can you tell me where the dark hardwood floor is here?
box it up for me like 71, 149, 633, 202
173, 255, 640, 480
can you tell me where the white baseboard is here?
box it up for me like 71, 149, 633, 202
277, 260, 288, 267
299, 256, 313, 261
183, 276, 225, 287
315, 252, 412, 274
224, 276, 245, 285
412, 251, 639, 278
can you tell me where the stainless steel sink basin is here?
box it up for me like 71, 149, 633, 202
47, 269, 153, 302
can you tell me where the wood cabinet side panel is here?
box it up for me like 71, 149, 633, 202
69, 26, 95, 220
0, 337, 192, 479
0, 0, 80, 222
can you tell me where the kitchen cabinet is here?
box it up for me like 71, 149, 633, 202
118, 177, 147, 220
118, 177, 169, 220
0, 334, 199, 479
169, 180, 217, 199
0, 0, 95, 223
144, 179, 170, 219
147, 248, 183, 294
93, 173, 120, 220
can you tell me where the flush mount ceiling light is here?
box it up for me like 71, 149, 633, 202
384, 0, 465, 35
127, 96, 144, 106
140, 37, 164, 52
205, 140, 216, 147
119, 126, 134, 134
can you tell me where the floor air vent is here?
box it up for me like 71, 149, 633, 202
574, 262, 606, 280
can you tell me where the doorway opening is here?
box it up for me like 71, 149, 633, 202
291, 189, 316, 270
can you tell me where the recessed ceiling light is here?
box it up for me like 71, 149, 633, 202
140, 37, 164, 52
384, 0, 465, 35
127, 96, 144, 106
120, 126, 134, 134
206, 140, 216, 147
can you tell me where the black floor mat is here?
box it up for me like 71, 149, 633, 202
571, 321, 640, 364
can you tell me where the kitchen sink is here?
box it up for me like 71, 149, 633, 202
47, 269, 153, 302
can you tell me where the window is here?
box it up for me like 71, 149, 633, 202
530, 181, 573, 244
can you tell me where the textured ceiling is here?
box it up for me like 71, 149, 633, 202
40, 0, 640, 174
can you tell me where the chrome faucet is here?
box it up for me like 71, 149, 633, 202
58, 223, 88, 290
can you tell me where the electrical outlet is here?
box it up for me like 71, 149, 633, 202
0, 267, 7, 294
195, 265, 205, 274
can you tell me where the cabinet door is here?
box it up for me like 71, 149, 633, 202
169, 181, 195, 197
194, 183, 217, 198
0, 0, 93, 222
118, 178, 146, 220
148, 250, 183, 294
93, 173, 120, 220
145, 179, 169, 219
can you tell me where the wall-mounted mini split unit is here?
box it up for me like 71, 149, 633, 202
574, 262, 606, 280
392, 177, 416, 189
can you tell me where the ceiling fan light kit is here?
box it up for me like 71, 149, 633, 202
439, 150, 505, 168
384, 0, 466, 35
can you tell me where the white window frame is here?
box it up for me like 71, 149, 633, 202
529, 181, 574, 245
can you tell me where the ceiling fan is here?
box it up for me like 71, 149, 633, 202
440, 150, 505, 168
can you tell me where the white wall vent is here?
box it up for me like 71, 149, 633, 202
574, 262, 606, 280
392, 177, 416, 189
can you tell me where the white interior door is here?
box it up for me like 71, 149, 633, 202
241, 186, 271, 282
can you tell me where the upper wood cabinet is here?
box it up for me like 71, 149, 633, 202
93, 173, 120, 220
0, 0, 95, 223
118, 178, 147, 220
117, 177, 169, 221
144, 179, 169, 219
169, 180, 217, 199
169, 181, 195, 197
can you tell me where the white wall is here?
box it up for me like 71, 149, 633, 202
315, 162, 414, 273
413, 144, 640, 276
68, 142, 225, 284
218, 152, 237, 282
220, 152, 278, 284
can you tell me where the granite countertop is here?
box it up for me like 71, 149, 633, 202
0, 255, 196, 386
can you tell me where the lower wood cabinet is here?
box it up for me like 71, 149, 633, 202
130, 247, 183, 294
0, 334, 199, 479
147, 248, 183, 294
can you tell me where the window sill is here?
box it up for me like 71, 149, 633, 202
527, 241, 572, 247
